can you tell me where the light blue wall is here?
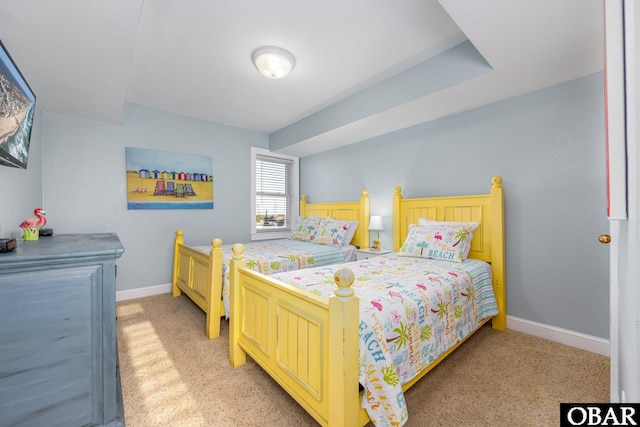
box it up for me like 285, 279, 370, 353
12, 103, 268, 291
300, 72, 609, 339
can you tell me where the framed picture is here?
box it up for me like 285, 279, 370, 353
0, 40, 36, 169
125, 147, 214, 210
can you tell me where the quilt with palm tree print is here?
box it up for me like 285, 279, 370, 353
269, 253, 498, 427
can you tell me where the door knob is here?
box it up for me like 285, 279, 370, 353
598, 234, 611, 244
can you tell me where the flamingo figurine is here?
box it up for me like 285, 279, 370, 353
19, 208, 46, 240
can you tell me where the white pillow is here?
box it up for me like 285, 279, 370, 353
327, 217, 358, 246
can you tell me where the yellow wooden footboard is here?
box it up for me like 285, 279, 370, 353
172, 230, 224, 339
229, 244, 365, 427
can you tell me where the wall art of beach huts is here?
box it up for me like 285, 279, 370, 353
125, 147, 214, 210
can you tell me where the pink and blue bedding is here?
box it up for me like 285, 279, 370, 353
268, 253, 498, 427
192, 239, 350, 317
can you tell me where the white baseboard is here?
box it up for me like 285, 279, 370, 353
507, 315, 610, 357
116, 283, 172, 302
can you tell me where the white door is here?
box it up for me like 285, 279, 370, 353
604, 0, 639, 403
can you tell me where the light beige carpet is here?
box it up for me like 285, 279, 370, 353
116, 294, 609, 427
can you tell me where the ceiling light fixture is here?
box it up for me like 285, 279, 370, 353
252, 46, 296, 79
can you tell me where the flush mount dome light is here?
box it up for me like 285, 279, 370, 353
252, 46, 296, 79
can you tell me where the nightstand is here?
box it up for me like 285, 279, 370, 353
356, 248, 393, 260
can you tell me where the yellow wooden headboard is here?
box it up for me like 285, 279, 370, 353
392, 176, 506, 330
300, 190, 370, 249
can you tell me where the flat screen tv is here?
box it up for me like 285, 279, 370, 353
0, 39, 35, 169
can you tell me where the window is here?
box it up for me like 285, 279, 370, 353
251, 147, 299, 240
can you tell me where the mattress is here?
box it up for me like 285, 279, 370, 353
270, 253, 498, 426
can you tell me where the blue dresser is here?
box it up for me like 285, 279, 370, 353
0, 234, 125, 427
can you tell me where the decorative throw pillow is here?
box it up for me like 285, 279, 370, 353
313, 219, 351, 247
289, 216, 323, 242
417, 219, 479, 259
327, 217, 359, 246
397, 222, 478, 262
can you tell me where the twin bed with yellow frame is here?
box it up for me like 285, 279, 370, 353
172, 190, 370, 339
227, 177, 506, 426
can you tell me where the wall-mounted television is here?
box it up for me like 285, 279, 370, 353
0, 39, 36, 169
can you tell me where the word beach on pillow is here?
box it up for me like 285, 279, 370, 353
418, 219, 480, 259
398, 220, 479, 262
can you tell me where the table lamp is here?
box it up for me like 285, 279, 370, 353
369, 215, 384, 250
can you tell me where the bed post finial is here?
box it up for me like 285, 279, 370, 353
231, 243, 244, 258
212, 238, 222, 249
334, 267, 355, 297
491, 176, 503, 188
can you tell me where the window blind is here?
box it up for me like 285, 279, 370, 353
255, 153, 293, 233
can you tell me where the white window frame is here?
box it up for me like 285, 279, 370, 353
250, 147, 299, 241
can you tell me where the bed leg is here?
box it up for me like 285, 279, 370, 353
172, 284, 182, 297
229, 329, 247, 368
205, 239, 223, 339
206, 313, 221, 339
172, 230, 183, 297
328, 267, 360, 427
229, 243, 247, 367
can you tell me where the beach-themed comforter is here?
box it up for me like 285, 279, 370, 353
270, 253, 498, 427
193, 239, 345, 317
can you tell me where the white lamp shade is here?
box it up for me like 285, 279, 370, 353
252, 46, 296, 79
369, 216, 384, 231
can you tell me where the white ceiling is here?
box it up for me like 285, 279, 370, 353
0, 0, 604, 155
